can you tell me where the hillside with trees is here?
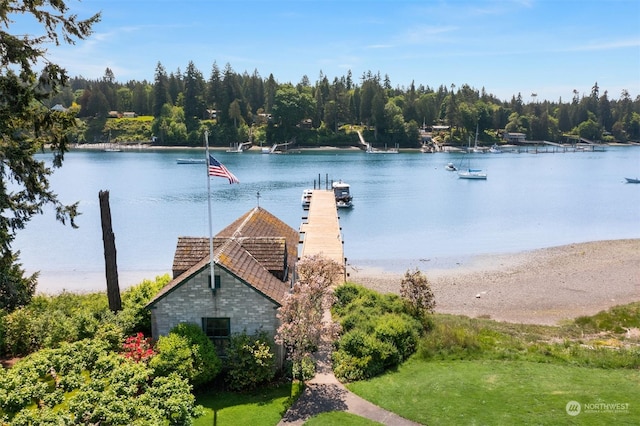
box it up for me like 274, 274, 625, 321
53, 64, 640, 148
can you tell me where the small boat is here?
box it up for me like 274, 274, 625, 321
445, 162, 457, 171
489, 144, 502, 153
421, 144, 434, 153
332, 181, 353, 208
176, 158, 206, 164
301, 189, 313, 208
458, 168, 487, 180
625, 177, 640, 184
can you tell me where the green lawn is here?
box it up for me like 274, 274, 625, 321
194, 382, 302, 426
347, 358, 639, 425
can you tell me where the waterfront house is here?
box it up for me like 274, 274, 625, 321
146, 207, 298, 362
503, 132, 527, 144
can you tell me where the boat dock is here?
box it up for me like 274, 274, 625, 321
299, 190, 345, 281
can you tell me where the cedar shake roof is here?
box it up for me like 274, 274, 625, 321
148, 207, 298, 307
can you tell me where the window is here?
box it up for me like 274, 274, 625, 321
208, 274, 221, 290
202, 317, 230, 355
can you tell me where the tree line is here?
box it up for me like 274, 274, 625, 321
53, 63, 640, 147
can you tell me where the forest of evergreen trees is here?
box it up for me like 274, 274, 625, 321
49, 61, 640, 147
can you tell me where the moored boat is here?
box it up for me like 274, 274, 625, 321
301, 189, 313, 208
445, 162, 457, 171
332, 181, 353, 208
458, 168, 487, 179
176, 158, 206, 164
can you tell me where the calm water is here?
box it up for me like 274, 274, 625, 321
14, 146, 640, 292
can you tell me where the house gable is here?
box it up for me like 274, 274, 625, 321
147, 206, 297, 321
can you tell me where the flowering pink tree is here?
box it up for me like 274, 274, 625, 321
400, 268, 436, 317
276, 255, 342, 380
121, 332, 155, 363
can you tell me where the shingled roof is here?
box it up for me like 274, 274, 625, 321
148, 207, 298, 307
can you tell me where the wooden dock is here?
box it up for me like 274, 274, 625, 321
299, 190, 345, 281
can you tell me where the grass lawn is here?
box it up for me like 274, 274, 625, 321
194, 382, 302, 426
347, 358, 639, 425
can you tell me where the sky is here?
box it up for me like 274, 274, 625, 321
10, 0, 640, 102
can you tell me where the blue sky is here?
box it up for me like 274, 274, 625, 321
13, 0, 640, 102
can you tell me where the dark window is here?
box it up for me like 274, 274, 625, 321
208, 274, 221, 290
202, 317, 230, 355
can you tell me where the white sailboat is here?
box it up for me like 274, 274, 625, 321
458, 127, 487, 179
470, 124, 483, 153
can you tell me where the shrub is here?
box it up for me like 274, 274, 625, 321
225, 330, 276, 391
2, 308, 37, 356
331, 283, 424, 381
149, 333, 194, 380
122, 332, 155, 363
292, 355, 316, 382
333, 329, 399, 381
332, 350, 370, 382
0, 339, 199, 424
151, 322, 221, 387
374, 313, 420, 362
118, 275, 169, 335
333, 282, 362, 309
400, 268, 436, 317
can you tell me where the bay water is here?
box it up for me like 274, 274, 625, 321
14, 146, 640, 293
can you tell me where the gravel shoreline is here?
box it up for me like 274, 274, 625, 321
347, 239, 640, 325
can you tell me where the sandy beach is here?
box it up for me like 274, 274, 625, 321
347, 239, 640, 325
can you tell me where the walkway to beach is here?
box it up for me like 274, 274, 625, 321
277, 310, 421, 426
279, 195, 420, 425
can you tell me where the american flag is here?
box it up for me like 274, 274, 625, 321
208, 155, 239, 184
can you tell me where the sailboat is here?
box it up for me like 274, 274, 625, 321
103, 130, 121, 152
458, 127, 487, 179
471, 124, 483, 153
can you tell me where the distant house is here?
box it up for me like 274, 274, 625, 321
503, 132, 527, 144
122, 111, 137, 118
146, 207, 298, 362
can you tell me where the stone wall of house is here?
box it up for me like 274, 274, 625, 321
150, 267, 281, 339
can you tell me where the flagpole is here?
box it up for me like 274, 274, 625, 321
205, 130, 215, 289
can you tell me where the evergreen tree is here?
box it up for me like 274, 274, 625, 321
206, 62, 222, 117
0, 0, 99, 312
152, 62, 170, 117
183, 61, 205, 131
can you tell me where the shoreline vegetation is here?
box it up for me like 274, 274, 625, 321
69, 140, 640, 152
37, 239, 639, 327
